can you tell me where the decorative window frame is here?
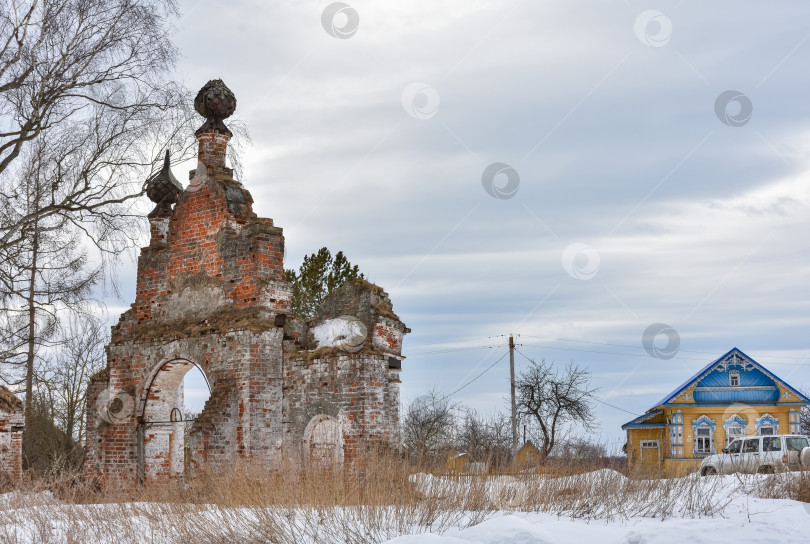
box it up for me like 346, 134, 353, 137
692, 415, 716, 457
669, 411, 684, 458
729, 370, 740, 387
755, 413, 779, 435
723, 414, 746, 446
788, 410, 801, 435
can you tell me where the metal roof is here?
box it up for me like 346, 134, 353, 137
649, 347, 810, 409
621, 409, 663, 430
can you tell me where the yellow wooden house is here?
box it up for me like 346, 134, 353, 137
622, 348, 809, 473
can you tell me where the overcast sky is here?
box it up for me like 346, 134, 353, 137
108, 0, 810, 447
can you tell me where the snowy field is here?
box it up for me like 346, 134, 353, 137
385, 500, 810, 544
0, 470, 808, 543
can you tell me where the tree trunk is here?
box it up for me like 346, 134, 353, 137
24, 224, 39, 423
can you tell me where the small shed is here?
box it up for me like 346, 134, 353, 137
516, 440, 542, 467
446, 452, 488, 474
446, 451, 469, 472
0, 386, 23, 480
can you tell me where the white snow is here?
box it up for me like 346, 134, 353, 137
391, 471, 810, 544
384, 500, 810, 544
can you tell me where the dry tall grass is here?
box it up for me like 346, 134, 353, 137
0, 454, 805, 544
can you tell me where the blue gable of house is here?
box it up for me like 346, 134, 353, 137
692, 364, 779, 403
649, 347, 810, 410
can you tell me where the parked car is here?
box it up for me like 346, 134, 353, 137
700, 434, 810, 475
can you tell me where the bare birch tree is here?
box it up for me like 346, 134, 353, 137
0, 142, 100, 414
44, 314, 106, 452
0, 0, 197, 260
0, 1, 199, 471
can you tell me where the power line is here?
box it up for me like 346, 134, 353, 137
590, 396, 641, 417
441, 351, 509, 400
513, 347, 641, 417
403, 333, 810, 366
519, 334, 810, 363
408, 345, 499, 357
519, 342, 703, 360
518, 342, 810, 366
406, 333, 810, 364
406, 334, 507, 349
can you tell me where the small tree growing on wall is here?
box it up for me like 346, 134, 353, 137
285, 247, 363, 320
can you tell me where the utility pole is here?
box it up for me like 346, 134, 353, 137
509, 334, 517, 453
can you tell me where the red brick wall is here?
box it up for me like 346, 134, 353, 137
86, 128, 407, 485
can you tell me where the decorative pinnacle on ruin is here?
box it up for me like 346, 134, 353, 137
194, 79, 236, 137
146, 149, 183, 217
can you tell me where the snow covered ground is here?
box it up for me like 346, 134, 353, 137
0, 471, 808, 543
391, 471, 810, 544
385, 498, 810, 544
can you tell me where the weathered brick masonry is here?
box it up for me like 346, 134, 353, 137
0, 386, 23, 480
85, 80, 407, 483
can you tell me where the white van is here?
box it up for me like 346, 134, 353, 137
699, 435, 810, 475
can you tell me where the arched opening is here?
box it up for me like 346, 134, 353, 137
138, 359, 211, 483
303, 414, 344, 468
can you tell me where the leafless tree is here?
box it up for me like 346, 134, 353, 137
552, 437, 607, 461
402, 389, 457, 465
15, 315, 105, 475
0, 156, 100, 423
457, 409, 512, 469
515, 358, 597, 459
0, 0, 198, 261
0, 0, 199, 420
21, 389, 73, 476
44, 314, 106, 449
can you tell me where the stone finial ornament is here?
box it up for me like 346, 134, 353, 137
194, 79, 236, 136
146, 150, 183, 217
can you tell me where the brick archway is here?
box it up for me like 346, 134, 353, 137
303, 414, 344, 468
137, 359, 210, 483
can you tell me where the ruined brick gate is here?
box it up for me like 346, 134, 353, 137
85, 81, 407, 484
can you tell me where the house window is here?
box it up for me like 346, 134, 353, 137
724, 413, 747, 446
726, 424, 745, 446
729, 370, 740, 386
756, 414, 779, 436
789, 410, 801, 435
641, 440, 658, 449
669, 411, 684, 458
696, 427, 713, 455
692, 415, 716, 457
